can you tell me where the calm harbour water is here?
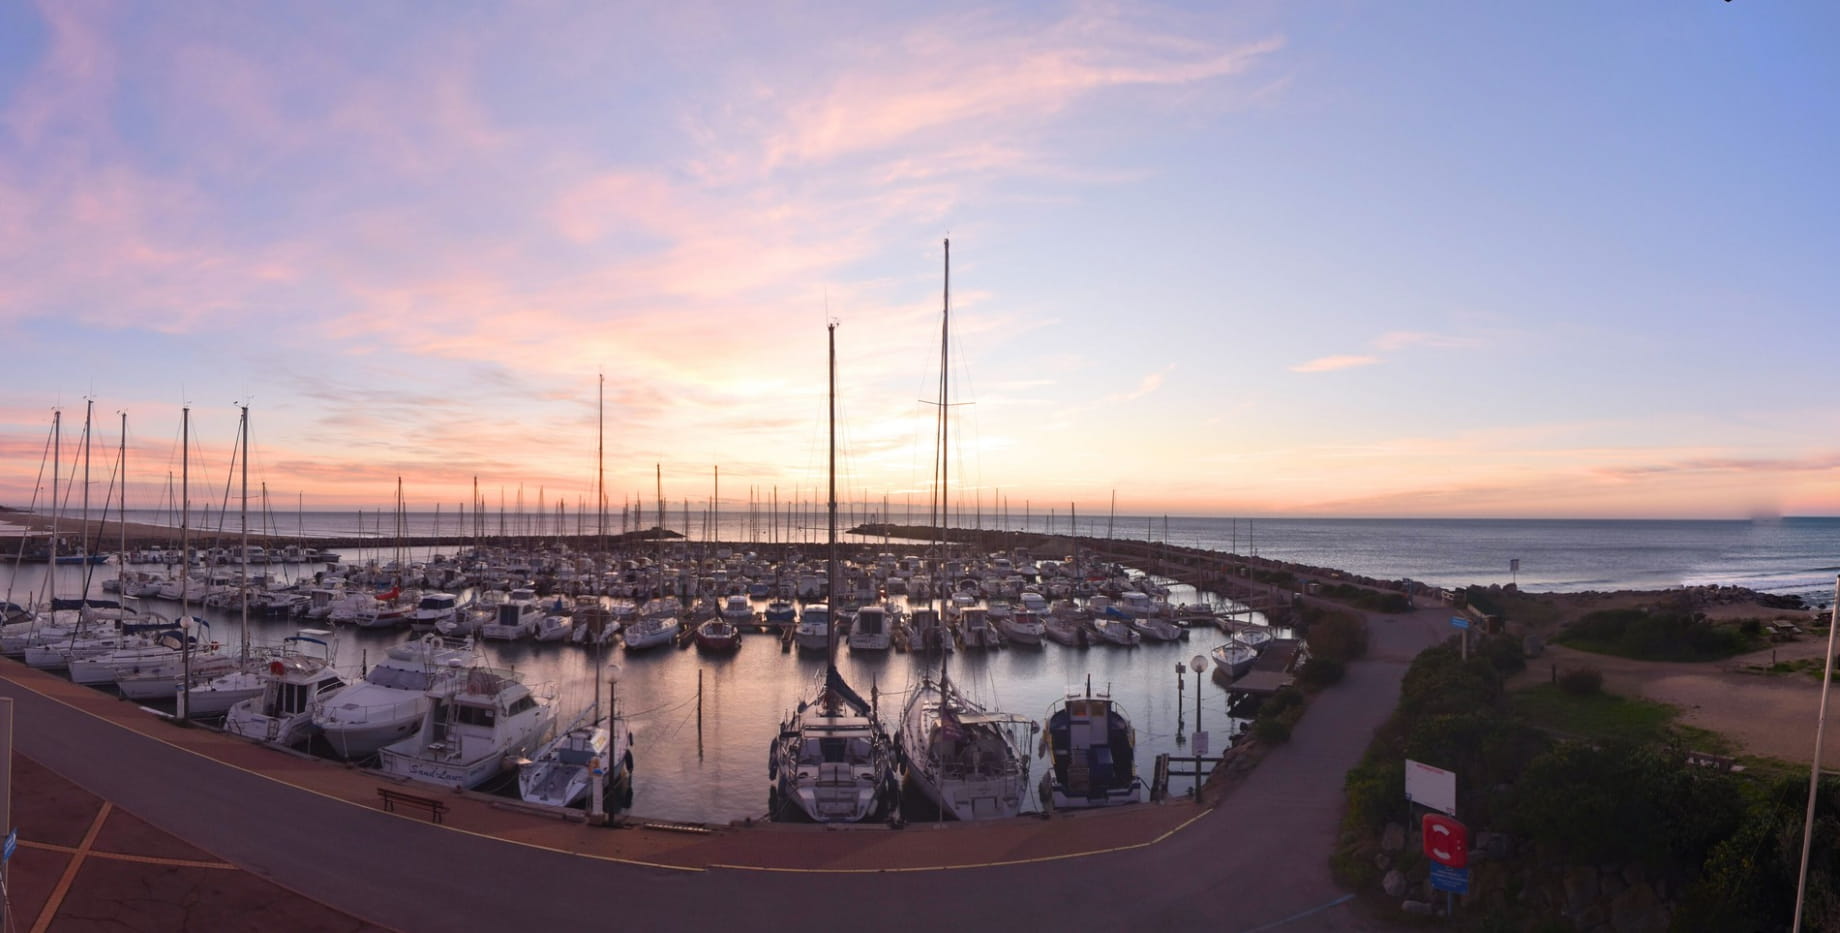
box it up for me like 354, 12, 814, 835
10, 513, 1838, 822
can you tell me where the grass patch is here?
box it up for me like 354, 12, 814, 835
1510, 683, 1681, 744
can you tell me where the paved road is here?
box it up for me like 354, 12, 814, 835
2, 607, 1446, 933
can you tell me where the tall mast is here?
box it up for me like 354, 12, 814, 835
934, 239, 951, 675
597, 374, 606, 554
238, 405, 251, 665
79, 399, 94, 601
117, 411, 127, 591
179, 406, 192, 720
826, 320, 840, 681
44, 409, 60, 609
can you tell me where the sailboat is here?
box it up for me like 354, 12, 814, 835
768, 322, 899, 824
897, 239, 1034, 820
521, 384, 634, 812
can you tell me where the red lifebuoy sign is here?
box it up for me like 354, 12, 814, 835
1422, 813, 1468, 868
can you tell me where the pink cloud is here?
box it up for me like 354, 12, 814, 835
1290, 355, 1380, 373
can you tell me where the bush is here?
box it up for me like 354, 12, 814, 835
1254, 717, 1291, 744
1479, 634, 1526, 675
1558, 608, 1756, 661
1299, 657, 1345, 686
1302, 607, 1368, 663
1558, 666, 1603, 696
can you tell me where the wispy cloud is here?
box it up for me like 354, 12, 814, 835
1108, 364, 1177, 402
1290, 354, 1379, 373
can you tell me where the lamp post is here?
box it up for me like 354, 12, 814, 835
1175, 662, 1186, 745
1191, 654, 1208, 748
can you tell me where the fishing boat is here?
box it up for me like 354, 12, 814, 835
1043, 677, 1142, 809
768, 321, 898, 824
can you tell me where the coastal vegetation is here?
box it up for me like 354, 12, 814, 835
1555, 607, 1761, 662
1334, 634, 1836, 930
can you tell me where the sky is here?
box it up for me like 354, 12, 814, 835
1, 0, 1836, 520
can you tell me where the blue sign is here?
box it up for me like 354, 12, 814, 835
1429, 863, 1469, 894
3, 828, 15, 862
1449, 617, 1471, 630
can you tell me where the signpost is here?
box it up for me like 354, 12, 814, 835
1405, 759, 1457, 816
1450, 616, 1470, 660
1430, 863, 1470, 895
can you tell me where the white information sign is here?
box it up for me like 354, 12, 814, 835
1405, 758, 1457, 816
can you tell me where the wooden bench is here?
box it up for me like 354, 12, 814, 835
377, 787, 449, 824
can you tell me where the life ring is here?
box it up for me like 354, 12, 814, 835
269, 660, 286, 676
421, 633, 441, 650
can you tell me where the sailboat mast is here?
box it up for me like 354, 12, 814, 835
597, 373, 606, 552
179, 406, 191, 721
79, 399, 94, 601
118, 411, 127, 589
826, 321, 839, 670
239, 405, 250, 666
44, 409, 59, 609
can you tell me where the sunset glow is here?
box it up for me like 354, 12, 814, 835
2, 1, 1835, 519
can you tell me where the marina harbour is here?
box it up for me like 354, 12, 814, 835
0, 539, 1275, 824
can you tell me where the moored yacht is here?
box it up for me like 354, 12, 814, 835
224, 631, 347, 747
377, 663, 556, 790
313, 634, 476, 759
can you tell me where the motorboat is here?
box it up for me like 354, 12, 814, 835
1210, 641, 1259, 681
408, 593, 460, 633
377, 663, 556, 790
694, 617, 742, 653
957, 607, 1001, 650
1044, 678, 1141, 809
793, 604, 831, 653
312, 634, 476, 759
480, 590, 542, 640
719, 594, 755, 628
996, 609, 1045, 646
224, 631, 347, 747
518, 707, 632, 810
909, 608, 953, 653
1088, 615, 1142, 647
847, 603, 894, 652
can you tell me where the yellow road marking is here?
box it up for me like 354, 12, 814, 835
30, 802, 111, 933
710, 807, 1217, 873
19, 838, 236, 870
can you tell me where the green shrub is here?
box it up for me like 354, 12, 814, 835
1558, 666, 1603, 696
1254, 717, 1291, 744
1558, 608, 1755, 661
1302, 607, 1369, 663
1299, 657, 1345, 686
1479, 634, 1526, 674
